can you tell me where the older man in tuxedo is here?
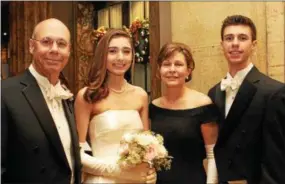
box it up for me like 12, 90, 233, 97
1, 18, 81, 183
208, 15, 284, 184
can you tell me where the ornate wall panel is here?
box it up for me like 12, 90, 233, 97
75, 2, 95, 91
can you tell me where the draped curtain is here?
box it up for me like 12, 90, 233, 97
9, 1, 52, 76
110, 4, 122, 28
129, 2, 144, 22
145, 2, 149, 19
98, 8, 109, 28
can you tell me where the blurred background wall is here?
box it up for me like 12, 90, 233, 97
170, 2, 284, 94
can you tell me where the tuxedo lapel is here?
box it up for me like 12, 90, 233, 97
218, 67, 259, 143
62, 100, 78, 151
20, 70, 70, 169
213, 84, 226, 135
215, 83, 226, 120
62, 100, 81, 177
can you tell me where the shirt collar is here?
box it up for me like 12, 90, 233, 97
29, 64, 73, 103
226, 62, 254, 83
29, 64, 62, 90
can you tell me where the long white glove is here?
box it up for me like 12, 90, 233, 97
205, 144, 218, 184
80, 142, 146, 182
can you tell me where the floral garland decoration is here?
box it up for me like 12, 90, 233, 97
129, 18, 150, 64
91, 26, 108, 44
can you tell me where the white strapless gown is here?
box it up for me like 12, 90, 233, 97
83, 110, 143, 183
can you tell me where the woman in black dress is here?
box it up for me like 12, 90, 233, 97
149, 42, 219, 184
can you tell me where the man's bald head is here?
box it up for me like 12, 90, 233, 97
29, 18, 71, 84
32, 18, 70, 41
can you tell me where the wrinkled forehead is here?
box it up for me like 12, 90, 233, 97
34, 22, 70, 42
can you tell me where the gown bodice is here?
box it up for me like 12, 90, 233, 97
89, 109, 143, 158
84, 110, 144, 183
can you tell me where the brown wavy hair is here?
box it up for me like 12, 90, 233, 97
157, 42, 195, 82
83, 29, 135, 103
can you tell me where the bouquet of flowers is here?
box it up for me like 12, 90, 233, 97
117, 131, 172, 171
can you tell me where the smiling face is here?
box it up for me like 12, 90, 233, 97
106, 36, 133, 76
221, 25, 256, 69
160, 51, 191, 87
29, 19, 71, 78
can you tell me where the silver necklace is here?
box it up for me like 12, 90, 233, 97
109, 80, 127, 94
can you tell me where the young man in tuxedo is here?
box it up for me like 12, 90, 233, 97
1, 18, 82, 183
208, 15, 284, 184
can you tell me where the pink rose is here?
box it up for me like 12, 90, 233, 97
144, 144, 158, 161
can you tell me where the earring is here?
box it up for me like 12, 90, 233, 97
185, 76, 189, 80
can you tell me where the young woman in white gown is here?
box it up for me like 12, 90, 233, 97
75, 29, 156, 183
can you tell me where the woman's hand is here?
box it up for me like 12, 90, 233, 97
145, 168, 157, 183
123, 162, 157, 183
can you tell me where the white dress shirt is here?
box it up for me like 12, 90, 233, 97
224, 63, 254, 117
29, 65, 75, 183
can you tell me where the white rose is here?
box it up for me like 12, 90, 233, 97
135, 134, 159, 146
123, 133, 133, 143
157, 145, 167, 158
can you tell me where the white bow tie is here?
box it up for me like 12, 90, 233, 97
220, 77, 240, 91
45, 84, 73, 101
40, 83, 73, 109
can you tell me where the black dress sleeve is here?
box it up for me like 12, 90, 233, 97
197, 103, 220, 124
